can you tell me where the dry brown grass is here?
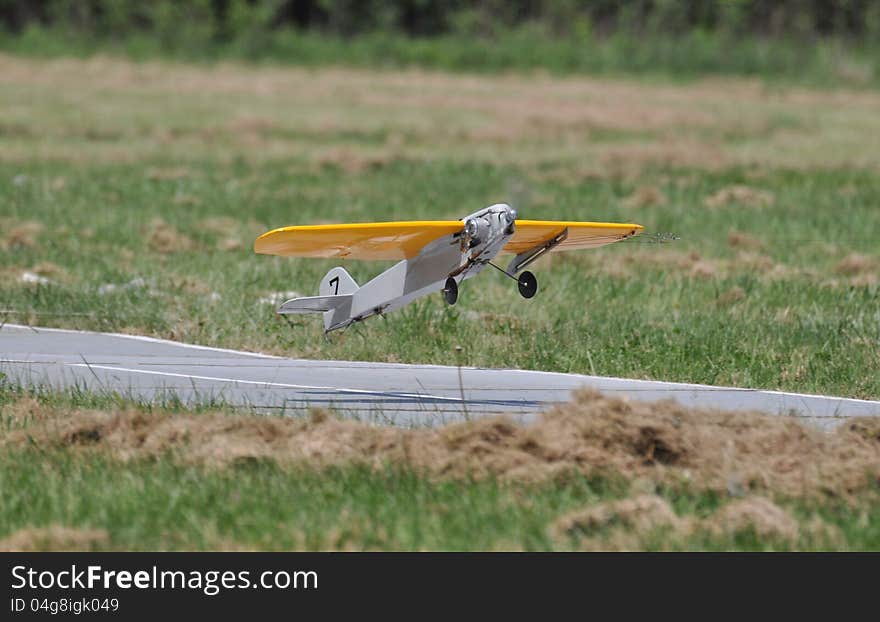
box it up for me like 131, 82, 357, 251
1, 219, 44, 250
199, 216, 240, 236
601, 142, 728, 175
27, 261, 73, 283
2, 55, 880, 171
840, 417, 880, 443
217, 238, 243, 251
732, 250, 777, 272
615, 249, 725, 280
172, 192, 201, 207
552, 495, 682, 539
705, 497, 799, 541
146, 218, 195, 254
197, 217, 247, 251
145, 166, 193, 181
835, 252, 877, 275
716, 286, 747, 307
0, 525, 108, 552
168, 275, 211, 295
622, 185, 666, 208
549, 494, 841, 550
570, 246, 813, 283
727, 231, 766, 251
848, 273, 879, 287
315, 147, 398, 174
1, 396, 55, 426
4, 390, 878, 500
704, 185, 775, 208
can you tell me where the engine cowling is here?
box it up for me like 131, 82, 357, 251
464, 216, 491, 247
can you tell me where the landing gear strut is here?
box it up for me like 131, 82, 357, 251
517, 270, 538, 299
488, 262, 539, 300
443, 277, 459, 305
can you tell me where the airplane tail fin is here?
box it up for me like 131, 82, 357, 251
319, 267, 358, 331
277, 267, 359, 332
319, 267, 359, 297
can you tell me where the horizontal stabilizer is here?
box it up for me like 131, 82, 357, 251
277, 294, 353, 315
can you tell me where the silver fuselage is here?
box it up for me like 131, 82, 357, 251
323, 204, 516, 331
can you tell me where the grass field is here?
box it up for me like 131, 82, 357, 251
1, 54, 879, 550
3, 27, 878, 90
2, 388, 878, 551
2, 55, 879, 396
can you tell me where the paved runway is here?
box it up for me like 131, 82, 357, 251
2, 323, 879, 428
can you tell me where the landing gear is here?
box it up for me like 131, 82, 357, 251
443, 277, 459, 305
517, 270, 538, 299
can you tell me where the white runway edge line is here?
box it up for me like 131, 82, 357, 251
1, 323, 281, 359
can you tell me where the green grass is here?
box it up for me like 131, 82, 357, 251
3, 160, 879, 398
1, 55, 879, 551
1, 385, 877, 551
2, 27, 878, 89
2, 447, 876, 551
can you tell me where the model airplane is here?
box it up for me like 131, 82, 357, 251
254, 203, 642, 332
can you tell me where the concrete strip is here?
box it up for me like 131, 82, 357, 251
2, 324, 878, 428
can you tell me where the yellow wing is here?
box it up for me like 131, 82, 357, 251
255, 219, 643, 261
254, 221, 463, 261
504, 220, 643, 254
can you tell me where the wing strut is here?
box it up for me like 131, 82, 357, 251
505, 228, 568, 275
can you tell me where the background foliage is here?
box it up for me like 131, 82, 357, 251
0, 1, 878, 85
3, 1, 880, 39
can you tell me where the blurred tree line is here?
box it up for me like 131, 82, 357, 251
2, 0, 878, 41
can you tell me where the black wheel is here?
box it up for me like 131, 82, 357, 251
443, 277, 459, 305
517, 270, 538, 299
